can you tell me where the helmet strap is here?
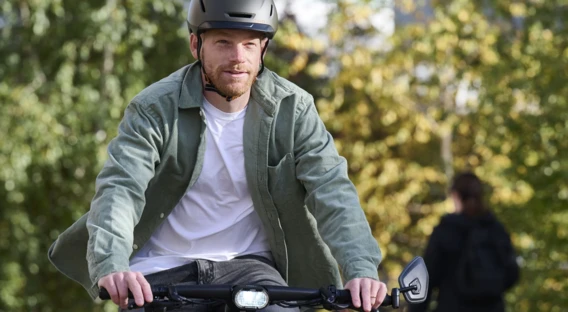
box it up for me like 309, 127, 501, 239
258, 39, 269, 76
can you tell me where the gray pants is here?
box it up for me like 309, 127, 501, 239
121, 256, 299, 312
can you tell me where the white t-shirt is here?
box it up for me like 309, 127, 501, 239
129, 99, 271, 275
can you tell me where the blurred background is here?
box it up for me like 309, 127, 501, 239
1, 0, 567, 311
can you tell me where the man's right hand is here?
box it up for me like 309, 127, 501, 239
98, 271, 153, 309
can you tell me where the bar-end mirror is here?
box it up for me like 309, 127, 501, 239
398, 256, 429, 304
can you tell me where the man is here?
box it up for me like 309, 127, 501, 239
48, 1, 386, 311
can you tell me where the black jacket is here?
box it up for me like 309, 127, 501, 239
409, 212, 519, 312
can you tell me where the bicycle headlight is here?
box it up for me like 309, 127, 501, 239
233, 286, 269, 310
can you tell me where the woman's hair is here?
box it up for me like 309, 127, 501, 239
450, 172, 487, 217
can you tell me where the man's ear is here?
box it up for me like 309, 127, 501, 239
190, 33, 199, 60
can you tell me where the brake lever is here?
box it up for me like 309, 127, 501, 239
126, 299, 143, 310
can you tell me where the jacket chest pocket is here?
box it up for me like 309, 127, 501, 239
267, 153, 296, 206
266, 153, 308, 219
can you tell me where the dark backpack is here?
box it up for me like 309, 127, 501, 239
455, 222, 515, 300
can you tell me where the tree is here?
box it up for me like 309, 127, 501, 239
1, 0, 566, 311
309, 0, 568, 310
0, 1, 189, 310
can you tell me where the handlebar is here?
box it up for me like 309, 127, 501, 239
99, 284, 397, 311
99, 256, 429, 310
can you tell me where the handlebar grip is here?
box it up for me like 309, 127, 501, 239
99, 287, 111, 300
335, 289, 351, 301
99, 287, 131, 300
98, 287, 137, 300
381, 294, 393, 307
99, 285, 167, 300
334, 289, 393, 308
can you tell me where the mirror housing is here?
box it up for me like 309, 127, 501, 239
398, 256, 429, 303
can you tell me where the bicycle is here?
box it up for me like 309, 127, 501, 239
100, 256, 428, 311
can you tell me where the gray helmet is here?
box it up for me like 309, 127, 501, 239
187, 0, 279, 39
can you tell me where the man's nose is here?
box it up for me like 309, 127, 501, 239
229, 44, 247, 63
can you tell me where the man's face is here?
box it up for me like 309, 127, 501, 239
191, 29, 267, 98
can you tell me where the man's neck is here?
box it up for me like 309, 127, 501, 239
203, 90, 251, 113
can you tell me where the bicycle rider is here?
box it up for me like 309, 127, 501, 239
48, 0, 387, 311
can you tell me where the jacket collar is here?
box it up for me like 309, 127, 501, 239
179, 62, 293, 116
179, 62, 204, 109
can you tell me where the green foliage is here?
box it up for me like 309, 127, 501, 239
0, 1, 189, 310
1, 0, 566, 311
307, 0, 568, 310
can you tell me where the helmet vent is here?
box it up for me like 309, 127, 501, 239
199, 0, 206, 12
227, 12, 254, 19
270, 5, 273, 16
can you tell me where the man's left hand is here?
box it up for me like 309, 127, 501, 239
344, 277, 387, 312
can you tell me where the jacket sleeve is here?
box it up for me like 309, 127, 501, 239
86, 101, 163, 286
293, 96, 381, 282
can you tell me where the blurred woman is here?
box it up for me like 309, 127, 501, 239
410, 172, 519, 312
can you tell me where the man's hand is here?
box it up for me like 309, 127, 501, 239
344, 277, 387, 312
98, 271, 153, 309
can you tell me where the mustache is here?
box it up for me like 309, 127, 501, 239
218, 64, 252, 73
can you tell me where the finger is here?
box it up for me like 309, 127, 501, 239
360, 279, 372, 312
136, 272, 154, 303
126, 273, 144, 307
99, 276, 120, 306
346, 280, 361, 308
370, 281, 381, 309
115, 273, 129, 309
376, 282, 388, 306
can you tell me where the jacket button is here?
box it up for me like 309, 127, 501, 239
133, 244, 139, 250
160, 213, 165, 218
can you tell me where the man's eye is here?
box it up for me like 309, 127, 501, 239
217, 40, 229, 44
246, 42, 257, 46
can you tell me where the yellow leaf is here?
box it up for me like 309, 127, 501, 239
524, 151, 539, 167
289, 53, 308, 75
509, 3, 527, 17
341, 55, 352, 67
351, 78, 364, 90
457, 10, 469, 23
307, 62, 328, 78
